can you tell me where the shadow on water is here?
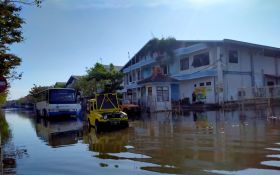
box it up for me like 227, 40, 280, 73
1, 107, 280, 175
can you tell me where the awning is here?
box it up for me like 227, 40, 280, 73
172, 69, 217, 81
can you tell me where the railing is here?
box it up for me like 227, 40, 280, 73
238, 86, 280, 100
122, 57, 156, 73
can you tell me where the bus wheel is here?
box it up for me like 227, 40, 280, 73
36, 110, 41, 117
43, 109, 48, 118
95, 121, 102, 133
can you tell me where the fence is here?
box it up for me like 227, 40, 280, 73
238, 86, 280, 100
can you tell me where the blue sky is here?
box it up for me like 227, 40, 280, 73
8, 0, 280, 100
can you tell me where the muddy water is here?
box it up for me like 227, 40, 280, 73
2, 109, 280, 175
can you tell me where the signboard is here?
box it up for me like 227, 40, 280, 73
194, 87, 207, 100
0, 76, 8, 93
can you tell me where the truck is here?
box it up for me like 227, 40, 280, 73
86, 93, 129, 133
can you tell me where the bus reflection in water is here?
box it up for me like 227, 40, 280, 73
35, 117, 83, 147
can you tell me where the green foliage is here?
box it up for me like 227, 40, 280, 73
17, 94, 35, 103
15, 84, 49, 104
0, 2, 24, 79
29, 84, 49, 96
74, 76, 96, 97
54, 82, 66, 88
137, 37, 177, 59
74, 63, 124, 97
87, 63, 108, 81
0, 91, 8, 105
0, 111, 10, 143
0, 0, 42, 105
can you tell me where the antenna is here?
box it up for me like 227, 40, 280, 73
150, 32, 155, 39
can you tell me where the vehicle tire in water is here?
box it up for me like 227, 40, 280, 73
124, 121, 129, 128
36, 110, 41, 117
95, 121, 102, 133
87, 119, 92, 128
43, 109, 49, 118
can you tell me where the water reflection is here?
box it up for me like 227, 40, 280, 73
86, 128, 129, 154
35, 117, 83, 147
2, 108, 280, 175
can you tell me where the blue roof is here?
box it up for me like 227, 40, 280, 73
172, 69, 217, 81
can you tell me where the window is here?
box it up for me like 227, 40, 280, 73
148, 87, 152, 97
267, 81, 274, 86
229, 50, 238, 63
180, 57, 189, 70
192, 52, 210, 68
206, 82, 211, 86
199, 82, 205, 86
194, 84, 197, 87
157, 86, 169, 102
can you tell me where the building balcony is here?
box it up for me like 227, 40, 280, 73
122, 57, 156, 73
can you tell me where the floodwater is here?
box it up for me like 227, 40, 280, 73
1, 108, 280, 175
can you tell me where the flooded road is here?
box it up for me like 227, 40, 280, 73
1, 109, 280, 175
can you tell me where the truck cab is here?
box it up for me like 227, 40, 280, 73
86, 93, 128, 133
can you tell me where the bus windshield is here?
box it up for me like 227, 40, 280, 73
49, 89, 76, 104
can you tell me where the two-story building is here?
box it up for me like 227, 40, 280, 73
121, 39, 280, 111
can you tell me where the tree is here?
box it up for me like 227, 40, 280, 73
0, 0, 42, 104
0, 2, 24, 79
74, 76, 96, 97
74, 63, 124, 97
29, 84, 49, 96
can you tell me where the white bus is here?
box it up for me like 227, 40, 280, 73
35, 88, 81, 117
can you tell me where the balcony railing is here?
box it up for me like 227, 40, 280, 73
238, 86, 280, 100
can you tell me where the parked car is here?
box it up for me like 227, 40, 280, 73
86, 93, 129, 133
120, 99, 141, 116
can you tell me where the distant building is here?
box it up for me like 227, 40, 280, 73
65, 75, 83, 88
65, 65, 123, 89
121, 39, 280, 111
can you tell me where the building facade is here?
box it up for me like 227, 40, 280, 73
121, 39, 280, 110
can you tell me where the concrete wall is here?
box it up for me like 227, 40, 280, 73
145, 83, 172, 111
222, 47, 252, 72
180, 77, 216, 103
221, 46, 280, 101
173, 47, 217, 76
223, 74, 252, 101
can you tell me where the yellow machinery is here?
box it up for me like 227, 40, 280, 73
86, 93, 128, 133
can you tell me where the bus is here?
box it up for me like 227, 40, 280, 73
35, 88, 81, 117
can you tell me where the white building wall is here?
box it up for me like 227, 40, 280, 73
253, 53, 277, 86
223, 74, 252, 101
173, 47, 217, 76
222, 46, 251, 72
179, 77, 216, 103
